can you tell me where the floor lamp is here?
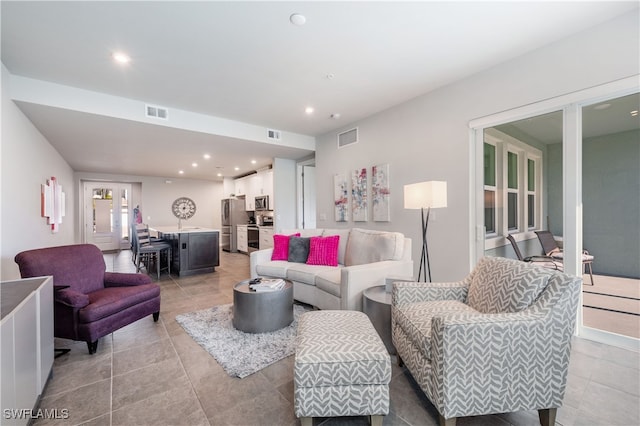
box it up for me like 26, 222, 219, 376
404, 181, 447, 282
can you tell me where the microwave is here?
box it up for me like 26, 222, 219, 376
255, 195, 269, 211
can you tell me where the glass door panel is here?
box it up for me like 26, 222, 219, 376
580, 92, 640, 339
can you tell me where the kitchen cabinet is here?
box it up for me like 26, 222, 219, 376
152, 227, 220, 276
237, 225, 248, 253
259, 227, 274, 249
1, 276, 54, 426
234, 168, 274, 211
234, 175, 251, 197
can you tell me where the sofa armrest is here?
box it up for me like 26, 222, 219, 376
55, 288, 90, 308
104, 271, 153, 287
249, 249, 274, 278
392, 280, 469, 306
340, 259, 414, 310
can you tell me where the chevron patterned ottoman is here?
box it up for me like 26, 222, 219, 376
294, 310, 391, 426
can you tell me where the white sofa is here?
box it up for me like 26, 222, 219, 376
249, 228, 413, 311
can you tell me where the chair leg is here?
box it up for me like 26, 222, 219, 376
585, 262, 594, 285
300, 417, 312, 426
538, 408, 557, 426
87, 340, 98, 355
397, 355, 404, 367
439, 414, 456, 426
153, 312, 160, 322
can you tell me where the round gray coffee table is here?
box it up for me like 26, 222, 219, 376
232, 279, 293, 333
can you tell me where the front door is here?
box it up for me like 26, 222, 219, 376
83, 182, 132, 251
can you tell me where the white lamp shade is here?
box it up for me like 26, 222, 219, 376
404, 181, 447, 209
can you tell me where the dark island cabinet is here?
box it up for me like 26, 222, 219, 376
158, 230, 220, 277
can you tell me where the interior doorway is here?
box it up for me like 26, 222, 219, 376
297, 159, 316, 229
83, 181, 132, 251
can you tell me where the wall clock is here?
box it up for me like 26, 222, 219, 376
172, 197, 197, 220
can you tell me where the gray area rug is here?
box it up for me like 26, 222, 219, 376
176, 303, 307, 378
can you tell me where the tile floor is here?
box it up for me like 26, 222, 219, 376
33, 251, 639, 426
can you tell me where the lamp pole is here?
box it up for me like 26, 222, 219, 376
418, 206, 432, 282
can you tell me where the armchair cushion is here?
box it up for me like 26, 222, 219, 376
80, 283, 161, 323
393, 300, 475, 360
55, 288, 90, 308
466, 257, 552, 313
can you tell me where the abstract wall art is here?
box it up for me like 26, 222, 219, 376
351, 167, 368, 222
41, 176, 65, 233
372, 163, 391, 222
333, 173, 348, 222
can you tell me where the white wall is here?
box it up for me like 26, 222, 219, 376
272, 158, 297, 232
315, 12, 639, 281
74, 172, 223, 238
1, 64, 76, 280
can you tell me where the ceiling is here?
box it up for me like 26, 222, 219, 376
2, 1, 638, 180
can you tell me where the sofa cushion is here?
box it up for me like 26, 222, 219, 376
255, 261, 290, 279
282, 229, 324, 238
271, 233, 300, 261
307, 235, 340, 266
287, 263, 336, 285
321, 229, 351, 265
393, 300, 475, 360
315, 268, 342, 297
344, 228, 405, 266
466, 256, 553, 314
289, 237, 311, 263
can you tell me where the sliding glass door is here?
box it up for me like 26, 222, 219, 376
470, 77, 639, 350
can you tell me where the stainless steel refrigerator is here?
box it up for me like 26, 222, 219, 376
221, 198, 247, 252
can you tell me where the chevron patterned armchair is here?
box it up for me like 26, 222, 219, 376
391, 256, 581, 426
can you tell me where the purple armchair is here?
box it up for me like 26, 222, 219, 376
15, 244, 161, 354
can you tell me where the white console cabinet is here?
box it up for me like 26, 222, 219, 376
1, 276, 54, 426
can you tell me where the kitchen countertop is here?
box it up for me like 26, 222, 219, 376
151, 226, 220, 234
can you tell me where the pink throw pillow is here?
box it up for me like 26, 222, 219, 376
306, 235, 340, 266
271, 233, 301, 261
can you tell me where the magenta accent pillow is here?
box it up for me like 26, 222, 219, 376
306, 235, 340, 266
271, 233, 301, 261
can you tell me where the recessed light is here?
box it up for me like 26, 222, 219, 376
290, 13, 306, 26
631, 110, 638, 116
112, 51, 131, 64
305, 106, 314, 114
234, 167, 240, 171
203, 154, 211, 160
192, 163, 198, 168
217, 173, 222, 177
178, 170, 184, 175
251, 160, 257, 164
593, 103, 611, 110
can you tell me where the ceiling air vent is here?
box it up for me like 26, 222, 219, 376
338, 127, 358, 148
145, 104, 168, 120
267, 129, 281, 141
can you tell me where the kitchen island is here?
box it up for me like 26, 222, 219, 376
151, 226, 220, 277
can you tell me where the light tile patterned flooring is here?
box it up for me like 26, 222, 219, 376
33, 251, 639, 426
